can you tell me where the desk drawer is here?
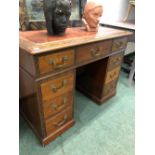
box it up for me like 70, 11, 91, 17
105, 67, 120, 84
103, 80, 116, 96
76, 40, 112, 64
112, 37, 127, 52
45, 106, 73, 135
43, 92, 73, 119
40, 71, 74, 102
108, 53, 124, 70
37, 49, 74, 75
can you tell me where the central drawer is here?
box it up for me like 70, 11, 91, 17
40, 71, 74, 103
76, 40, 112, 64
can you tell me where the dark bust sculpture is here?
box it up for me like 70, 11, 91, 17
43, 0, 71, 35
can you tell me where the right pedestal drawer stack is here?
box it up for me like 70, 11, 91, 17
103, 52, 124, 98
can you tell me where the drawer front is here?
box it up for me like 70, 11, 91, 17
112, 37, 127, 52
40, 71, 74, 102
103, 80, 116, 96
38, 49, 74, 75
105, 67, 120, 84
76, 40, 112, 64
45, 107, 73, 135
108, 53, 124, 71
43, 92, 73, 119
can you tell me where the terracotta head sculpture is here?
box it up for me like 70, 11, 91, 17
82, 1, 103, 32
43, 0, 71, 35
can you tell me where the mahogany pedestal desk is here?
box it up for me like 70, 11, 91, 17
19, 27, 132, 146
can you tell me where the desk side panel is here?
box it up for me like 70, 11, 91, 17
20, 67, 44, 138
20, 48, 36, 76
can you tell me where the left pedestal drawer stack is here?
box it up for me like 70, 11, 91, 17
40, 71, 75, 138
20, 48, 75, 146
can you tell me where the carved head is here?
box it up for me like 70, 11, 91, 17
44, 0, 71, 35
83, 1, 103, 31
53, 0, 71, 34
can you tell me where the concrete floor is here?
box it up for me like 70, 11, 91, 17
19, 71, 135, 155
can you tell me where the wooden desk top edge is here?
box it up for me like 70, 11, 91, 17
19, 27, 133, 55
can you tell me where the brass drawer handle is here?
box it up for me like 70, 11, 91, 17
51, 97, 67, 111
110, 72, 117, 79
91, 47, 101, 57
49, 56, 68, 69
54, 114, 68, 127
109, 75, 113, 79
51, 79, 67, 92
116, 57, 121, 61
112, 58, 121, 65
105, 84, 115, 93
112, 61, 119, 66
115, 41, 124, 49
